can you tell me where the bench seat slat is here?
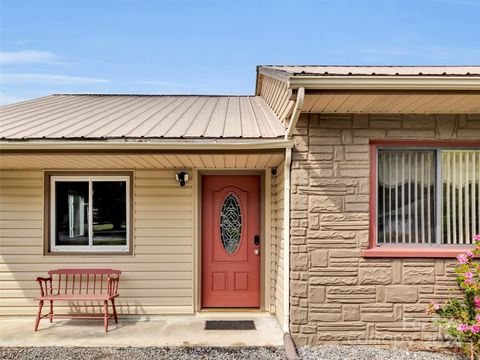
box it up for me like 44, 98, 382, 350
36, 294, 119, 301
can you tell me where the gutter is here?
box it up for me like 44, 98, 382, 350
283, 147, 292, 332
285, 87, 305, 140
0, 139, 294, 151
287, 75, 480, 90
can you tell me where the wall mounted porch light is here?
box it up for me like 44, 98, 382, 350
175, 171, 189, 187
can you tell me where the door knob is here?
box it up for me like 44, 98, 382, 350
254, 249, 260, 255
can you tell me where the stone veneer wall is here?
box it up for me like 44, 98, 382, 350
289, 113, 480, 347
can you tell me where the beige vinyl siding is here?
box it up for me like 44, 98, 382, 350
272, 160, 285, 325
0, 169, 194, 316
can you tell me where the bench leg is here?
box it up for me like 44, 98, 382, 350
111, 299, 118, 324
103, 300, 109, 332
49, 300, 53, 323
34, 300, 44, 331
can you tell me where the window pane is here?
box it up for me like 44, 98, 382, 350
442, 150, 480, 245
220, 194, 242, 255
92, 181, 127, 246
55, 182, 89, 246
378, 151, 436, 245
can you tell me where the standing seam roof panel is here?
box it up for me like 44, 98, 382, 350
96, 99, 173, 137
0, 95, 97, 132
38, 96, 142, 137
202, 97, 229, 138
239, 97, 261, 138
78, 97, 162, 137
118, 97, 179, 136
164, 96, 209, 137
182, 97, 219, 138
145, 96, 200, 137
125, 97, 190, 137
1, 96, 106, 138
0, 95, 285, 139
223, 97, 242, 138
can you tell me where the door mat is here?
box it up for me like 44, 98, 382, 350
205, 320, 255, 330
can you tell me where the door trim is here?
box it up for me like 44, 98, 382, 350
195, 170, 269, 312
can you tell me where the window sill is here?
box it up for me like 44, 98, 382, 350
362, 246, 475, 258
45, 251, 133, 256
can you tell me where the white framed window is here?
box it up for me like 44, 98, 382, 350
376, 147, 480, 246
49, 175, 130, 253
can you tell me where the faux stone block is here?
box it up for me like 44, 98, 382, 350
309, 196, 342, 213
311, 250, 328, 267
385, 286, 418, 303
359, 268, 392, 285
403, 267, 435, 284
343, 305, 360, 321
309, 286, 326, 303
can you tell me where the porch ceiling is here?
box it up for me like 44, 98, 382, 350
0, 152, 285, 169
302, 91, 480, 114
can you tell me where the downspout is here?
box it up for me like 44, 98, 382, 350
283, 146, 292, 333
285, 87, 305, 140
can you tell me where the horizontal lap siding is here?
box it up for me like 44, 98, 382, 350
0, 169, 194, 316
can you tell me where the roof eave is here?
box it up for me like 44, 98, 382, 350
287, 75, 480, 91
0, 139, 294, 151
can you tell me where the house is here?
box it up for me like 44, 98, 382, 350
0, 65, 479, 347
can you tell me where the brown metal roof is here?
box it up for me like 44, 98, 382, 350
0, 94, 285, 140
260, 65, 480, 77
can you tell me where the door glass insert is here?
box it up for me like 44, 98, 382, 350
220, 194, 242, 254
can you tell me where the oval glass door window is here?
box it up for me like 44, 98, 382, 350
220, 194, 242, 254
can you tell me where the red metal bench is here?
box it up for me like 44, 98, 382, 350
35, 268, 121, 332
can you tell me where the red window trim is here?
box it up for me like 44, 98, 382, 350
364, 139, 480, 258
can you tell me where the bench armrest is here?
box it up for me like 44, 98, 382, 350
36, 277, 53, 296
107, 275, 120, 296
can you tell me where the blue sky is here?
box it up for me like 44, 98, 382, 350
1, 0, 479, 105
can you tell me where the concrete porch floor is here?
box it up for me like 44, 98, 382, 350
0, 313, 284, 347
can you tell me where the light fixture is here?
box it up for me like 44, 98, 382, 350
175, 171, 189, 187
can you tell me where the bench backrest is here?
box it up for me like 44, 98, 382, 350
47, 268, 121, 296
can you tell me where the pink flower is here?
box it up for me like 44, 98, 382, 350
464, 278, 473, 285
466, 251, 474, 258
458, 323, 469, 332
474, 234, 480, 241
465, 271, 474, 279
457, 255, 469, 264
427, 301, 441, 314
474, 297, 480, 308
471, 325, 480, 334
476, 314, 480, 322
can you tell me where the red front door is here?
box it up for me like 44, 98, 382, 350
202, 175, 261, 308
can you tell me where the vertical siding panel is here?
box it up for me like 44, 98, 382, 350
273, 160, 285, 326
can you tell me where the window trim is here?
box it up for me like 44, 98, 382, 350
44, 171, 134, 255
363, 140, 480, 258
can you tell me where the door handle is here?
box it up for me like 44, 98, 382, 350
254, 235, 260, 246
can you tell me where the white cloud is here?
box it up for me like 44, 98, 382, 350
0, 73, 109, 85
0, 50, 63, 65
